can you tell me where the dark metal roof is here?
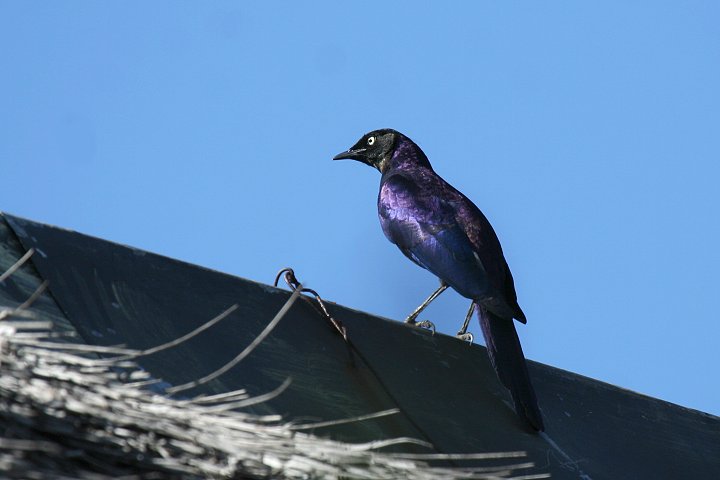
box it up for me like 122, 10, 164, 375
2, 212, 718, 479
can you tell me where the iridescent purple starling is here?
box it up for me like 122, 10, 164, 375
334, 129, 544, 431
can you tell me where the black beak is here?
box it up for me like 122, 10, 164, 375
333, 148, 367, 161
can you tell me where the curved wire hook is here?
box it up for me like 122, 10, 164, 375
274, 267, 348, 342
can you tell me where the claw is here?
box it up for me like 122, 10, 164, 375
413, 320, 436, 335
456, 332, 474, 344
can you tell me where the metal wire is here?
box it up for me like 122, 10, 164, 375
274, 267, 348, 342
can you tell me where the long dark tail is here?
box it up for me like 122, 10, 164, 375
476, 302, 544, 431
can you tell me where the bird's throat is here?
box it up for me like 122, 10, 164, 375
376, 154, 392, 174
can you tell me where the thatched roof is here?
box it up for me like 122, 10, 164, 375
8, 211, 719, 479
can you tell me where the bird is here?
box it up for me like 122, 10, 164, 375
333, 128, 544, 431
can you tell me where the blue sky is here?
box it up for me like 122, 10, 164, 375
2, 2, 719, 416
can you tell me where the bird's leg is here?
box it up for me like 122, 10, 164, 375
456, 302, 475, 343
404, 283, 448, 324
404, 282, 448, 333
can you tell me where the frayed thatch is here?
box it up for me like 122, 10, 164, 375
0, 255, 549, 479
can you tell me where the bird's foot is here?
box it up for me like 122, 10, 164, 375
456, 331, 474, 344
406, 317, 436, 335
404, 313, 419, 325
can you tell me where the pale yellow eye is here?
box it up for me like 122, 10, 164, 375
367, 136, 375, 146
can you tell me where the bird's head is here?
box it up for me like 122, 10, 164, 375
333, 129, 400, 173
